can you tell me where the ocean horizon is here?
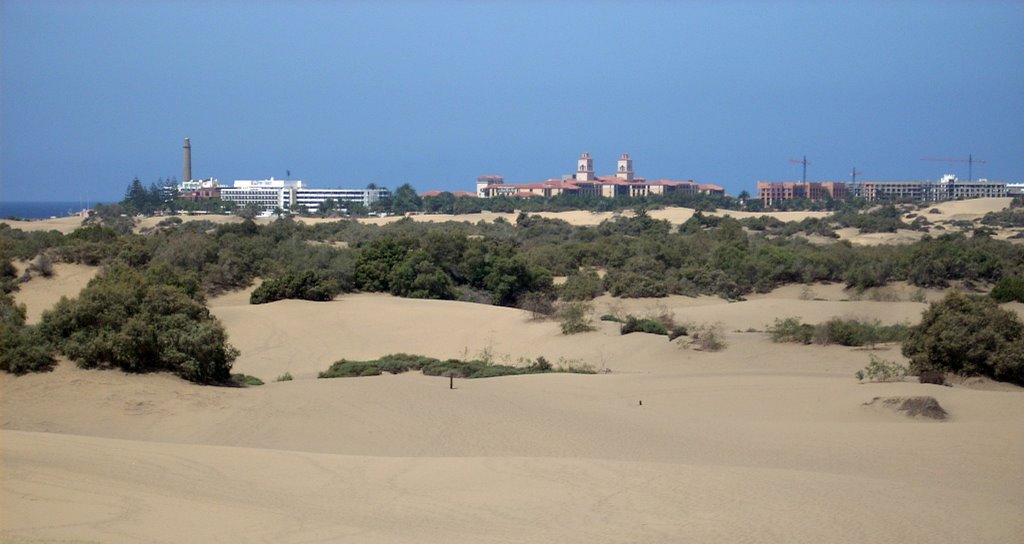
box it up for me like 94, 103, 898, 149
0, 201, 107, 220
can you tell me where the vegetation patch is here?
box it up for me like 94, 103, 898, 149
902, 292, 1024, 386
37, 264, 238, 384
0, 292, 56, 375
231, 373, 264, 386
318, 353, 594, 379
558, 301, 595, 335
769, 317, 910, 347
855, 355, 908, 382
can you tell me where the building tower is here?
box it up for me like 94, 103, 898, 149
575, 151, 595, 182
183, 137, 192, 183
616, 153, 634, 180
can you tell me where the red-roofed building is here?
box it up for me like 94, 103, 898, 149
476, 153, 720, 200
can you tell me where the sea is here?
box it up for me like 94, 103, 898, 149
0, 201, 106, 220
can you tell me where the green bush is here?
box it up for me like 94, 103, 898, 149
768, 317, 815, 344
990, 276, 1024, 303
559, 270, 605, 301
0, 293, 56, 375
39, 264, 238, 384
318, 353, 590, 380
814, 317, 910, 347
275, 372, 294, 382
902, 292, 1024, 385
769, 317, 909, 347
621, 316, 668, 336
250, 270, 335, 304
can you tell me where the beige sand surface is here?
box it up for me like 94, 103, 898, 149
916, 197, 1014, 223
355, 207, 834, 228
0, 215, 86, 234
11, 263, 98, 323
4, 273, 1024, 542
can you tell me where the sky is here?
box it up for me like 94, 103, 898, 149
2, 1, 1023, 202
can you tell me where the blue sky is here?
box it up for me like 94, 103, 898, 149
2, 1, 1022, 202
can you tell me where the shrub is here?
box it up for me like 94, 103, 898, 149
621, 316, 668, 336
559, 270, 605, 301
990, 276, 1024, 303
902, 292, 1024, 386
39, 264, 238, 384
250, 270, 335, 304
689, 322, 727, 351
600, 314, 624, 323
28, 253, 54, 278
318, 353, 591, 380
275, 372, 294, 382
558, 301, 595, 335
0, 293, 56, 374
768, 317, 815, 344
770, 317, 909, 347
814, 317, 909, 347
856, 355, 907, 382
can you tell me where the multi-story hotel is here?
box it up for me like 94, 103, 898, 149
182, 178, 390, 213
476, 152, 724, 199
758, 175, 1008, 206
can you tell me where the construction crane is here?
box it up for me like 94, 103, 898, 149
850, 167, 863, 183
921, 154, 987, 181
789, 156, 811, 183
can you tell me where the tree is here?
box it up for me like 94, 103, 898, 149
392, 183, 422, 215
902, 292, 1024, 385
123, 177, 149, 214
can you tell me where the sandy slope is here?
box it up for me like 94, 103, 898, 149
11, 263, 98, 323
4, 280, 1024, 542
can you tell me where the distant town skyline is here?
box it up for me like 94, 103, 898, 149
2, 1, 1022, 202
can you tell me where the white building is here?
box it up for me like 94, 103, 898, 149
219, 178, 390, 213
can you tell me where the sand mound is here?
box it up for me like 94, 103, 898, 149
865, 396, 949, 420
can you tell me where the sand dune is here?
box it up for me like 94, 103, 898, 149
4, 278, 1024, 542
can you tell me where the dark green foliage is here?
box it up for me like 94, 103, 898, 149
902, 292, 1024, 385
0, 293, 56, 374
980, 208, 1024, 228
990, 276, 1024, 303
318, 353, 592, 379
39, 264, 238, 383
813, 318, 910, 347
769, 317, 909, 347
558, 270, 604, 300
250, 271, 336, 304
621, 316, 669, 336
833, 205, 907, 233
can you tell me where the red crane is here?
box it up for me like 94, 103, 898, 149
921, 154, 987, 181
789, 156, 810, 183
